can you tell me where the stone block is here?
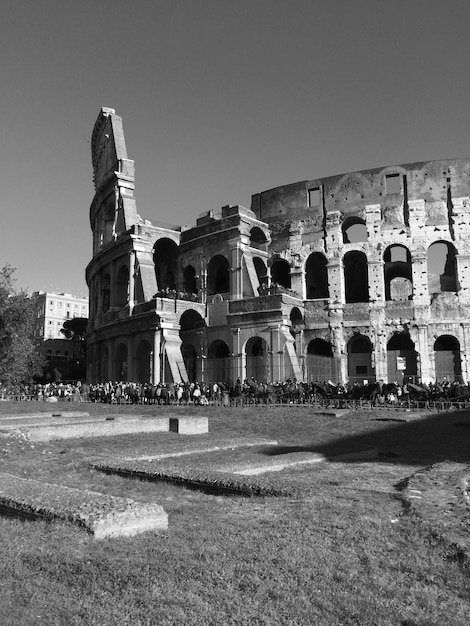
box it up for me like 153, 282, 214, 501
169, 416, 209, 434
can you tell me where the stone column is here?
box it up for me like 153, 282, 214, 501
128, 250, 135, 314
460, 324, 470, 383
232, 328, 242, 383
152, 330, 161, 385
416, 325, 432, 384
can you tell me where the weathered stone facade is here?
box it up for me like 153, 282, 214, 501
86, 107, 470, 385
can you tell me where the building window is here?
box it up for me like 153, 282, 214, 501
308, 188, 320, 207
385, 173, 401, 195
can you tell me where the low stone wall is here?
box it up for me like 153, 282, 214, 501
0, 473, 168, 539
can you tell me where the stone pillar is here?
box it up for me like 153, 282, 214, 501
128, 250, 135, 314
232, 328, 242, 383
456, 253, 470, 304
416, 325, 432, 384
152, 330, 161, 385
327, 256, 344, 303
460, 324, 470, 383
229, 240, 243, 299
126, 335, 135, 382
411, 253, 429, 305
368, 258, 385, 303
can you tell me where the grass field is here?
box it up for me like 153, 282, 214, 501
1, 402, 469, 625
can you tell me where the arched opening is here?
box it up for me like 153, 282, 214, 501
387, 333, 418, 384
342, 217, 367, 244
114, 343, 128, 382
305, 252, 329, 299
428, 241, 458, 295
102, 274, 110, 312
253, 257, 267, 291
180, 309, 205, 332
245, 337, 269, 382
290, 307, 303, 327
181, 342, 198, 383
434, 335, 462, 382
347, 335, 373, 383
344, 251, 369, 303
154, 238, 178, 292
306, 338, 337, 383
207, 255, 230, 296
135, 340, 152, 383
271, 259, 291, 289
250, 227, 268, 249
116, 264, 129, 307
182, 265, 197, 296
207, 340, 230, 383
383, 245, 412, 301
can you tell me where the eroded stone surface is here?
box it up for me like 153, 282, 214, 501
0, 472, 168, 538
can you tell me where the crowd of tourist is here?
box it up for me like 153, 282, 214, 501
1, 376, 469, 405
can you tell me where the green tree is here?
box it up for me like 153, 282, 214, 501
0, 265, 44, 388
60, 317, 88, 340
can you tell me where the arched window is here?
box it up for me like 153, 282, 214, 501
306, 338, 336, 383
305, 252, 329, 299
383, 245, 412, 301
347, 335, 373, 383
114, 343, 128, 381
271, 259, 291, 289
250, 227, 268, 249
245, 337, 269, 382
344, 251, 369, 303
387, 333, 418, 384
207, 255, 230, 295
342, 217, 367, 244
428, 241, 458, 294
154, 238, 178, 291
253, 257, 267, 289
434, 335, 462, 382
207, 340, 231, 383
183, 265, 197, 295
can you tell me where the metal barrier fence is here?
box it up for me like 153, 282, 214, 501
2, 393, 469, 412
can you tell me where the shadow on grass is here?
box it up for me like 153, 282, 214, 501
260, 409, 470, 465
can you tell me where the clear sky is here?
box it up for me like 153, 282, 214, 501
2, 0, 470, 297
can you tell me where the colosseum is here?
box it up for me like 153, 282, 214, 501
86, 107, 470, 387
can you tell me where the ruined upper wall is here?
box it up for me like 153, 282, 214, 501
251, 158, 470, 224
91, 107, 134, 191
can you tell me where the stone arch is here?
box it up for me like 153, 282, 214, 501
306, 338, 336, 383
245, 336, 269, 382
182, 265, 197, 295
180, 309, 205, 332
154, 238, 179, 291
434, 335, 462, 382
342, 216, 367, 244
347, 334, 373, 383
116, 264, 129, 307
253, 257, 267, 288
344, 251, 369, 303
207, 339, 231, 383
250, 227, 268, 248
271, 258, 291, 289
207, 255, 230, 296
114, 343, 128, 381
135, 339, 152, 383
305, 252, 329, 299
387, 332, 418, 384
428, 241, 458, 294
383, 245, 412, 301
